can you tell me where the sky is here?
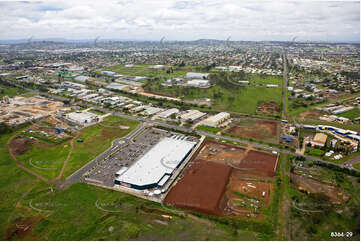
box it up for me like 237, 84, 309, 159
0, 0, 359, 42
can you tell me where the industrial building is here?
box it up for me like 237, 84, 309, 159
185, 72, 209, 79
142, 106, 164, 116
179, 109, 207, 122
106, 83, 128, 91
74, 75, 89, 83
157, 108, 179, 118
186, 79, 211, 87
203, 112, 230, 128
101, 71, 116, 76
311, 133, 328, 147
114, 137, 196, 190
66, 111, 99, 126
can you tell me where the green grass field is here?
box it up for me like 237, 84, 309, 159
62, 115, 140, 178
0, 84, 26, 98
196, 125, 220, 133
145, 81, 282, 115
353, 163, 360, 170
10, 116, 139, 180
17, 135, 72, 180
246, 74, 282, 85
337, 108, 360, 120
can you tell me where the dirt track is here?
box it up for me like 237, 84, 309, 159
7, 131, 79, 184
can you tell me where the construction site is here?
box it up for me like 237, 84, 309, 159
0, 95, 66, 126
226, 118, 280, 144
164, 140, 279, 218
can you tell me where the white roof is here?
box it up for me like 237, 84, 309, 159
106, 83, 128, 90
144, 106, 163, 115
116, 137, 196, 187
74, 75, 89, 82
157, 174, 171, 186
67, 111, 97, 123
203, 112, 230, 125
186, 72, 209, 79
158, 108, 179, 118
180, 109, 206, 121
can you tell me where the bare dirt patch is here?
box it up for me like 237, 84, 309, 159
291, 174, 349, 204
228, 119, 278, 142
6, 216, 42, 240
256, 101, 280, 115
8, 137, 34, 155
196, 140, 246, 165
224, 171, 274, 218
235, 150, 279, 178
298, 110, 323, 120
165, 140, 278, 217
164, 159, 232, 216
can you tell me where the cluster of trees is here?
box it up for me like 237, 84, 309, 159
209, 71, 246, 90
0, 122, 13, 134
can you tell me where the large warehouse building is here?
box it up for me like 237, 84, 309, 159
114, 137, 196, 190
203, 112, 230, 128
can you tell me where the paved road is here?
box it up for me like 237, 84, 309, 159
282, 52, 288, 119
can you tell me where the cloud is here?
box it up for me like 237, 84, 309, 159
0, 0, 359, 42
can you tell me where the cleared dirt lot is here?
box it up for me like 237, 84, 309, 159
164, 159, 232, 215
164, 140, 279, 217
256, 101, 280, 116
298, 110, 323, 120
8, 137, 34, 155
235, 150, 279, 178
227, 119, 279, 143
228, 172, 274, 203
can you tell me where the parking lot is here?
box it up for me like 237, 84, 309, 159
84, 127, 199, 188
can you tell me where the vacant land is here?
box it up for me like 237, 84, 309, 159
165, 140, 279, 219
256, 101, 280, 116
145, 81, 282, 115
337, 108, 360, 120
0, 84, 26, 98
164, 159, 232, 216
227, 118, 279, 144
8, 115, 139, 181
285, 156, 360, 240
62, 115, 139, 178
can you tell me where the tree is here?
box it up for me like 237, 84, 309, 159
0, 122, 13, 134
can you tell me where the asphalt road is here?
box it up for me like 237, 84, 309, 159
282, 52, 288, 119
